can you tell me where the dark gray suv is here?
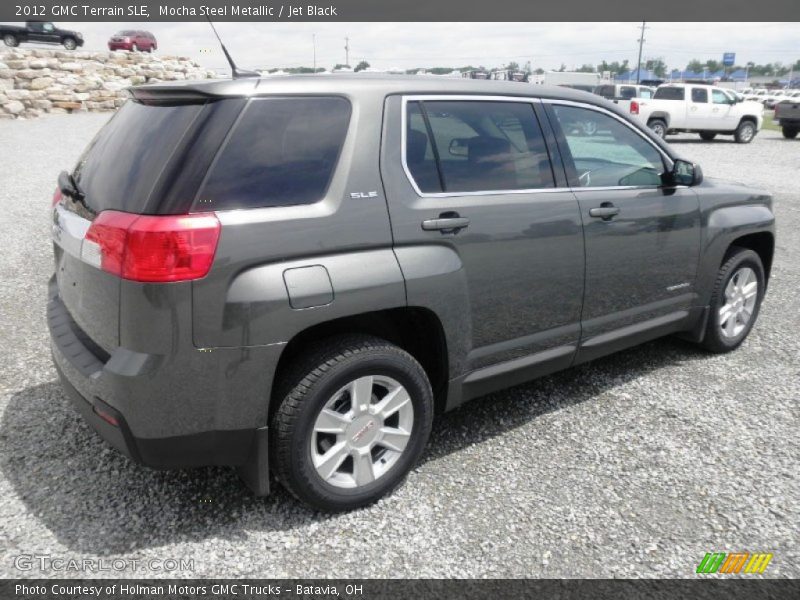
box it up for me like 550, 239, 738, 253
49, 76, 775, 511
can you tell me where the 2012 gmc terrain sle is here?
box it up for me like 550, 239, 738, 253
49, 76, 775, 511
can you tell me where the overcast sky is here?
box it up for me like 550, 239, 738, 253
17, 21, 800, 73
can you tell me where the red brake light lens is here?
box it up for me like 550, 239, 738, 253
52, 187, 63, 207
84, 211, 220, 282
630, 100, 639, 115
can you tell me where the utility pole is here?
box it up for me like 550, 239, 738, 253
312, 33, 316, 71
344, 36, 350, 68
636, 21, 647, 84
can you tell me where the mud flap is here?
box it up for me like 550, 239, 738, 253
236, 426, 270, 496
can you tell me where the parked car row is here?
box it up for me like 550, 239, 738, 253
0, 20, 157, 53
742, 88, 800, 109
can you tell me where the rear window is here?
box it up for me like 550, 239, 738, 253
654, 87, 686, 100
73, 101, 203, 214
196, 97, 351, 211
594, 85, 616, 99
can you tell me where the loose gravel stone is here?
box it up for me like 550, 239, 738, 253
0, 115, 797, 579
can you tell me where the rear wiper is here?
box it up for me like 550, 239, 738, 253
58, 170, 84, 201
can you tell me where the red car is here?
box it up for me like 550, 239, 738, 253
108, 30, 157, 52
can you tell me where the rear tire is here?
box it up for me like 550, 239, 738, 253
271, 335, 434, 512
648, 119, 667, 139
62, 37, 76, 50
4, 34, 19, 47
699, 131, 717, 141
700, 247, 765, 353
782, 126, 798, 139
131, 43, 138, 52
734, 120, 756, 143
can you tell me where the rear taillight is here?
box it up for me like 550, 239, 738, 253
52, 187, 63, 207
630, 100, 639, 115
84, 211, 221, 282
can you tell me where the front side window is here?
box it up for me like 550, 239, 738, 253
551, 105, 665, 188
42, 23, 54, 32
712, 89, 731, 104
691, 88, 709, 103
198, 97, 351, 210
405, 100, 554, 194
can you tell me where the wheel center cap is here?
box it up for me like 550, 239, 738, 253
347, 415, 379, 448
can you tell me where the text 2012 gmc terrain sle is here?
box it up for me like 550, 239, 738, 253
49, 76, 775, 511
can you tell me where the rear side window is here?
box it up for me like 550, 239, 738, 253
619, 86, 637, 99
594, 85, 616, 99
405, 100, 554, 194
654, 87, 685, 100
198, 97, 351, 210
691, 88, 709, 103
74, 100, 203, 214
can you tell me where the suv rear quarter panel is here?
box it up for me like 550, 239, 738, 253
192, 88, 405, 349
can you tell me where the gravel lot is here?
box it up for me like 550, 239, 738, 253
0, 113, 798, 579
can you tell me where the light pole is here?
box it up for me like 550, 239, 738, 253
344, 36, 350, 68
636, 21, 647, 84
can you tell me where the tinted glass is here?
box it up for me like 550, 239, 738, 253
620, 86, 637, 99
199, 97, 351, 210
409, 100, 553, 193
406, 102, 442, 193
654, 87, 685, 100
594, 85, 616, 99
74, 100, 202, 214
691, 88, 709, 103
551, 105, 665, 188
639, 88, 654, 99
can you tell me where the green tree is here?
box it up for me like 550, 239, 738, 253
645, 58, 667, 77
354, 60, 370, 72
575, 64, 596, 73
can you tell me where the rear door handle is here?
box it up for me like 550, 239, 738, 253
422, 214, 470, 233
589, 204, 620, 220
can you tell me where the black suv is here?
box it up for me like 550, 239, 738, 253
49, 76, 775, 511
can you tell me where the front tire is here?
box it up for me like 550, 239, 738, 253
699, 131, 717, 141
734, 120, 756, 144
648, 119, 667, 139
62, 37, 76, 50
782, 126, 798, 139
700, 247, 765, 353
3, 34, 19, 47
131, 43, 139, 52
271, 335, 434, 512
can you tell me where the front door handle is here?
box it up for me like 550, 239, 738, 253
422, 213, 470, 234
589, 203, 620, 220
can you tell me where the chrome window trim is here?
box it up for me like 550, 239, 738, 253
400, 95, 677, 198
401, 95, 564, 198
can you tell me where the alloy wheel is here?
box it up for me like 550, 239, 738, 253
719, 267, 758, 338
310, 375, 414, 489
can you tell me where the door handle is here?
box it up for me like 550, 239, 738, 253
589, 203, 620, 220
421, 213, 470, 234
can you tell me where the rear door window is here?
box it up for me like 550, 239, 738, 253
691, 88, 709, 103
197, 97, 351, 210
654, 87, 686, 100
405, 100, 554, 194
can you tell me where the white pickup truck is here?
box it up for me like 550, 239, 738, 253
630, 83, 764, 143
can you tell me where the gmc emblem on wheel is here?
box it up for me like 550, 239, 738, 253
351, 420, 376, 443
350, 191, 379, 199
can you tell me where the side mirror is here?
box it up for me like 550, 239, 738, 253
448, 138, 470, 157
668, 159, 703, 186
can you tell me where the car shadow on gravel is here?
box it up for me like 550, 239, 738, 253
1, 336, 709, 554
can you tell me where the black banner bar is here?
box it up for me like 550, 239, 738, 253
3, 580, 800, 600
2, 0, 799, 22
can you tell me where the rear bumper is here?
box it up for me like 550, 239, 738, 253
47, 278, 283, 471
108, 42, 133, 51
